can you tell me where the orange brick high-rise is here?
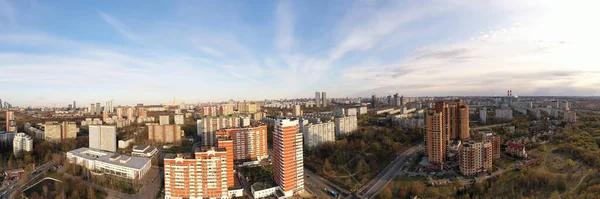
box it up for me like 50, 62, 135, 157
273, 118, 304, 197
163, 147, 233, 199
426, 99, 470, 164
215, 125, 268, 162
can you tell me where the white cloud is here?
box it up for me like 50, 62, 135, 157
99, 11, 140, 42
196, 46, 224, 57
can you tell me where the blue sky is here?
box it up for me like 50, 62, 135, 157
1, 0, 600, 106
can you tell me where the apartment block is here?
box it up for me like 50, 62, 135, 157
273, 118, 304, 197
459, 141, 493, 176
302, 121, 335, 149
334, 115, 358, 136
425, 100, 470, 165
239, 103, 258, 114
293, 105, 302, 116
479, 131, 501, 159
163, 147, 233, 199
214, 125, 268, 162
197, 116, 240, 146
147, 124, 182, 144
44, 121, 78, 143
6, 111, 16, 132
13, 133, 33, 156
159, 115, 170, 125
495, 109, 514, 121
89, 125, 117, 152
174, 114, 184, 125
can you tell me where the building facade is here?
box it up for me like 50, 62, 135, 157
334, 115, 358, 136
459, 141, 493, 176
273, 118, 304, 197
160, 115, 170, 125
147, 124, 182, 144
495, 109, 514, 121
66, 147, 151, 180
13, 133, 33, 156
214, 125, 268, 162
44, 121, 78, 143
6, 111, 16, 132
425, 100, 471, 165
89, 125, 117, 152
163, 147, 233, 199
302, 122, 335, 149
197, 116, 240, 146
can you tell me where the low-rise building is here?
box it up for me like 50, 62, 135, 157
66, 147, 151, 180
131, 145, 158, 158
251, 182, 283, 199
505, 141, 527, 158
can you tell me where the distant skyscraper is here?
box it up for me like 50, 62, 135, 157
371, 95, 377, 108
68, 104, 73, 110
273, 118, 304, 197
96, 102, 101, 114
393, 93, 399, 107
0, 99, 3, 109
322, 92, 327, 107
73, 101, 76, 110
400, 95, 404, 107
315, 92, 321, 107
90, 103, 95, 114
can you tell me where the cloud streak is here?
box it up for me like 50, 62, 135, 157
99, 11, 140, 42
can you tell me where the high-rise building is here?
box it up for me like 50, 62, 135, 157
137, 108, 147, 117
479, 107, 487, 124
238, 103, 258, 114
215, 125, 268, 161
159, 115, 170, 125
6, 111, 16, 132
73, 101, 76, 110
302, 121, 335, 149
163, 147, 233, 199
96, 102, 101, 115
174, 114, 184, 125
459, 141, 493, 176
117, 108, 124, 119
480, 131, 501, 159
13, 133, 33, 156
44, 121, 79, 143
371, 95, 377, 108
105, 99, 114, 113
147, 124, 182, 144
315, 92, 321, 107
102, 111, 109, 122
322, 92, 327, 107
334, 115, 358, 136
425, 100, 470, 164
126, 106, 134, 121
89, 125, 117, 152
90, 104, 96, 114
273, 118, 304, 197
293, 104, 302, 116
0, 99, 3, 109
197, 116, 241, 145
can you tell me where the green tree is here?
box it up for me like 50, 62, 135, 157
567, 159, 576, 167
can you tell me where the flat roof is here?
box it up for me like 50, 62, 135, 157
68, 147, 150, 170
251, 181, 278, 191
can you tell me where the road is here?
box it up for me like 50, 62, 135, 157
3, 161, 53, 199
356, 145, 422, 199
473, 123, 510, 130
304, 169, 351, 198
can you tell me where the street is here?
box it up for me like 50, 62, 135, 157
357, 145, 422, 199
304, 169, 352, 198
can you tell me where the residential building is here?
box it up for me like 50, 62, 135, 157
293, 105, 302, 116
479, 107, 487, 124
117, 107, 124, 119
96, 103, 101, 114
89, 125, 117, 152
479, 131, 501, 159
163, 147, 233, 199
345, 108, 357, 116
334, 115, 358, 136
66, 147, 151, 180
200, 106, 218, 117
459, 141, 493, 176
322, 92, 328, 107
239, 103, 258, 114
273, 118, 304, 197
302, 121, 335, 149
425, 100, 470, 164
6, 111, 16, 132
44, 121, 78, 143
174, 114, 184, 125
564, 111, 577, 123
495, 109, 514, 121
197, 116, 240, 145
371, 95, 377, 108
214, 125, 268, 162
131, 145, 158, 158
505, 141, 527, 158
315, 92, 321, 107
126, 106, 135, 121
13, 133, 33, 156
159, 115, 170, 125
0, 131, 15, 149
147, 124, 182, 144
425, 110, 446, 164
358, 106, 368, 115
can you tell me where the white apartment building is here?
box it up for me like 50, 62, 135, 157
345, 108, 357, 116
67, 147, 151, 180
358, 107, 368, 115
335, 115, 358, 136
89, 125, 117, 152
174, 114, 184, 125
13, 133, 33, 156
495, 109, 514, 121
159, 115, 170, 125
302, 122, 335, 149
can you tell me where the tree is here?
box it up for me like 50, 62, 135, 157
409, 182, 426, 196
567, 159, 576, 167
376, 187, 392, 199
549, 191, 561, 199
87, 186, 97, 199
30, 192, 40, 199
43, 184, 49, 198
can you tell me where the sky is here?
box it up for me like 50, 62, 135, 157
1, 0, 600, 106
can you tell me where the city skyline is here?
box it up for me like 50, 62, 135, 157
2, 0, 600, 106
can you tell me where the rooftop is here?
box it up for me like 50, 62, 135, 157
132, 145, 157, 153
251, 181, 278, 191
67, 147, 151, 170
